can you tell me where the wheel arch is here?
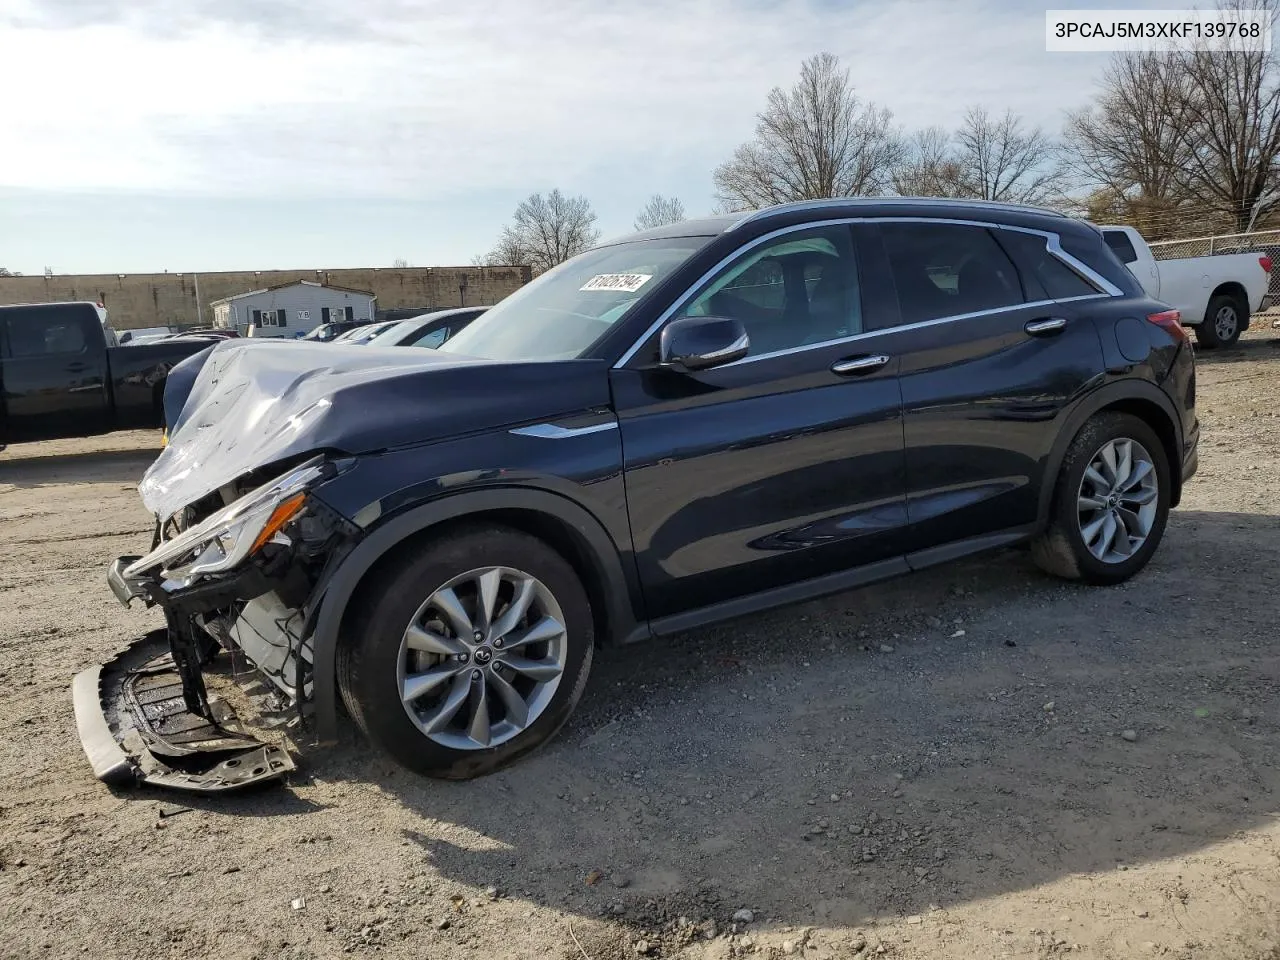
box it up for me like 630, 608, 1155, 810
1207, 281, 1250, 327
306, 487, 646, 743
1038, 381, 1184, 529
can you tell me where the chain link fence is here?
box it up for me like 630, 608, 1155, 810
1148, 230, 1280, 308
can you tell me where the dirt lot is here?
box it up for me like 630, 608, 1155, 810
2, 329, 1279, 960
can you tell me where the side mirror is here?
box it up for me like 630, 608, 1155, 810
659, 316, 749, 372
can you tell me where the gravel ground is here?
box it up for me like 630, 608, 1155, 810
2, 327, 1279, 960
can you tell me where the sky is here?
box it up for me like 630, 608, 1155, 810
0, 0, 1171, 274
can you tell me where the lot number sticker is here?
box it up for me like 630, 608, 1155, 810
580, 273, 652, 293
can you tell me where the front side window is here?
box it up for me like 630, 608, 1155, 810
439, 236, 710, 362
669, 224, 862, 358
880, 222, 1024, 326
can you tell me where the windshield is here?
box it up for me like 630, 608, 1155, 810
438, 236, 711, 361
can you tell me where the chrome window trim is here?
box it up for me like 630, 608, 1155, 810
612, 215, 1120, 370
727, 198, 1069, 232
510, 421, 619, 439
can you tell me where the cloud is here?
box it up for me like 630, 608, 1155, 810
0, 0, 1138, 201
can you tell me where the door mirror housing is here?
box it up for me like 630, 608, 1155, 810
659, 316, 749, 372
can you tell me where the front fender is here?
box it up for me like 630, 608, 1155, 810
304, 486, 646, 743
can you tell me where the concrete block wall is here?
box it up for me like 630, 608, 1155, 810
0, 265, 531, 330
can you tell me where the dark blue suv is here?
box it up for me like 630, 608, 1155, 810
79, 198, 1198, 791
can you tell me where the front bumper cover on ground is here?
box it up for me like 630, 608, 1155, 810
72, 629, 295, 793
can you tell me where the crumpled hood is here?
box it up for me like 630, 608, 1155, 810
139, 339, 611, 520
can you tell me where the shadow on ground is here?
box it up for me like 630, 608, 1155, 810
0, 447, 158, 489
310, 506, 1279, 929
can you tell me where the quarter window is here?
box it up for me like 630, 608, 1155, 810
671, 224, 862, 358
997, 230, 1100, 300
880, 222, 1024, 325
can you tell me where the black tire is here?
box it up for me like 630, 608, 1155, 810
1195, 293, 1246, 349
1030, 412, 1171, 586
337, 523, 594, 780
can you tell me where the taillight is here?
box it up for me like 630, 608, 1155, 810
1147, 308, 1188, 342
1260, 255, 1272, 273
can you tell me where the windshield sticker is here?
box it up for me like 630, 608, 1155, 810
579, 273, 652, 293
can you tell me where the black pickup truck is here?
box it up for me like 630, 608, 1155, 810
0, 301, 213, 448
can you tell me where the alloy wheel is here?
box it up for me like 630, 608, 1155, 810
396, 566, 567, 750
1076, 437, 1159, 564
1214, 304, 1238, 342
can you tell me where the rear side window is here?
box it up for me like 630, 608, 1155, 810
1104, 230, 1139, 264
996, 230, 1100, 300
2, 307, 91, 357
879, 222, 1024, 325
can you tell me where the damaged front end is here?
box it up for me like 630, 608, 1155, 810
74, 455, 362, 792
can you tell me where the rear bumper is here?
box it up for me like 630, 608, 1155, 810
1182, 421, 1199, 486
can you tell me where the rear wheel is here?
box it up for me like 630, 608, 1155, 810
337, 524, 594, 780
1194, 293, 1245, 349
1031, 412, 1171, 585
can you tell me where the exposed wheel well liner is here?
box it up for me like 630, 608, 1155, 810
305, 487, 645, 743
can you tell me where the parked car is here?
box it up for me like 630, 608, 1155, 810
361, 307, 488, 348
331, 320, 402, 344
117, 325, 175, 345
298, 320, 371, 343
0, 301, 214, 448
1099, 225, 1271, 348
78, 198, 1198, 792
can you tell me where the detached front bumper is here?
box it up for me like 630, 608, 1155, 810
72, 630, 295, 792
76, 554, 308, 793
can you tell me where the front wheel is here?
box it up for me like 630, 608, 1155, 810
337, 524, 594, 780
1195, 293, 1245, 349
1031, 412, 1171, 585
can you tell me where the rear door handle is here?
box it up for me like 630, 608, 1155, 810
831, 354, 891, 376
1024, 317, 1068, 336
66, 362, 89, 372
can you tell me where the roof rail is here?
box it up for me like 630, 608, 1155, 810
726, 196, 1069, 231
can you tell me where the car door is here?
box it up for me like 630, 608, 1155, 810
609, 221, 912, 623
0, 304, 110, 443
863, 219, 1109, 559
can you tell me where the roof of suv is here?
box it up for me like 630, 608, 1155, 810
610, 198, 1079, 247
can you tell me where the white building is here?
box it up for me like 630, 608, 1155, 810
209, 280, 377, 338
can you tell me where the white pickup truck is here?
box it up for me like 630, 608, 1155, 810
1099, 225, 1272, 348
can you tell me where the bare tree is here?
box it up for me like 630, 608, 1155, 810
1174, 0, 1280, 232
953, 107, 1063, 204
0, 267, 11, 277
481, 190, 601, 274
892, 127, 969, 197
713, 53, 905, 210
472, 234, 530, 268
1062, 50, 1194, 237
391, 257, 409, 268
634, 194, 686, 231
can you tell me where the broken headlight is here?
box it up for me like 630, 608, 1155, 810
124, 456, 329, 587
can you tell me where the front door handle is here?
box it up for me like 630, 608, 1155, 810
1024, 317, 1068, 336
66, 362, 89, 372
831, 354, 891, 376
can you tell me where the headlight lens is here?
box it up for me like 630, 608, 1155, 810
124, 456, 327, 587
